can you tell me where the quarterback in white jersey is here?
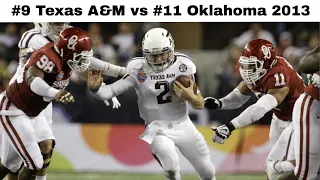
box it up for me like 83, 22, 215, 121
0, 23, 124, 180
87, 28, 216, 180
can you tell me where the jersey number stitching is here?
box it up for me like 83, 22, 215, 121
36, 55, 56, 73
274, 73, 285, 86
155, 81, 172, 104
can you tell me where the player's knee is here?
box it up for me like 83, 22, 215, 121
5, 163, 22, 174
265, 159, 274, 169
39, 140, 55, 169
151, 137, 178, 172
199, 169, 216, 180
277, 171, 298, 180
199, 163, 216, 180
39, 139, 54, 154
158, 150, 180, 178
20, 166, 38, 177
33, 155, 44, 170
161, 155, 179, 172
1, 157, 22, 173
164, 170, 180, 180
0, 160, 15, 176
265, 159, 280, 180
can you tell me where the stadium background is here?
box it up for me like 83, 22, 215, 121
0, 22, 319, 179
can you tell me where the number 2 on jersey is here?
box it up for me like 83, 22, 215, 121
155, 81, 172, 104
36, 55, 55, 73
274, 73, 285, 86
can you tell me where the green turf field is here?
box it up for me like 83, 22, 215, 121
47, 172, 265, 180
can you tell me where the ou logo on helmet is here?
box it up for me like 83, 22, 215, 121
261, 45, 272, 59
67, 35, 78, 50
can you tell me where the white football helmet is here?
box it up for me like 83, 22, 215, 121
34, 22, 69, 42
142, 28, 175, 72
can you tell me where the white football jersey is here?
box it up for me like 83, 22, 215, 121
18, 28, 51, 50
126, 53, 199, 124
9, 29, 51, 85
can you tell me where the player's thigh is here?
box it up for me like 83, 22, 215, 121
174, 119, 210, 156
293, 93, 304, 160
294, 96, 320, 180
41, 102, 53, 127
270, 115, 281, 145
32, 113, 55, 143
0, 112, 43, 170
309, 99, 320, 155
176, 121, 215, 179
267, 123, 294, 161
295, 153, 320, 180
1, 132, 23, 173
149, 135, 179, 171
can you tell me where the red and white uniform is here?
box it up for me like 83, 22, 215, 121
0, 43, 71, 171
10, 28, 53, 123
250, 57, 305, 121
293, 78, 320, 180
249, 57, 305, 162
0, 29, 53, 172
7, 43, 71, 117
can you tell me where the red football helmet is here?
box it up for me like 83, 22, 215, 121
54, 27, 93, 73
238, 39, 276, 86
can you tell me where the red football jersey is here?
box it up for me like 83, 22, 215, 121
6, 43, 72, 117
249, 57, 305, 121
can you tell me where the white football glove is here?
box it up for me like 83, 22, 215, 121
103, 97, 121, 109
211, 122, 235, 144
111, 97, 121, 109
310, 73, 320, 88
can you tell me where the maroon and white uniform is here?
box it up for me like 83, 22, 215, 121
250, 57, 305, 121
6, 42, 71, 117
0, 29, 53, 173
0, 43, 71, 171
247, 57, 305, 163
228, 39, 306, 179
293, 77, 320, 180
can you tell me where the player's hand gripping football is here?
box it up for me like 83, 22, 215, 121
211, 122, 235, 144
173, 79, 196, 101
87, 69, 103, 93
55, 89, 74, 104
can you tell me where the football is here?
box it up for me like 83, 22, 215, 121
174, 75, 198, 94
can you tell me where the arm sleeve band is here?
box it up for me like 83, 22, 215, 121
91, 75, 136, 100
30, 77, 59, 98
231, 94, 278, 129
219, 88, 251, 109
89, 57, 126, 77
